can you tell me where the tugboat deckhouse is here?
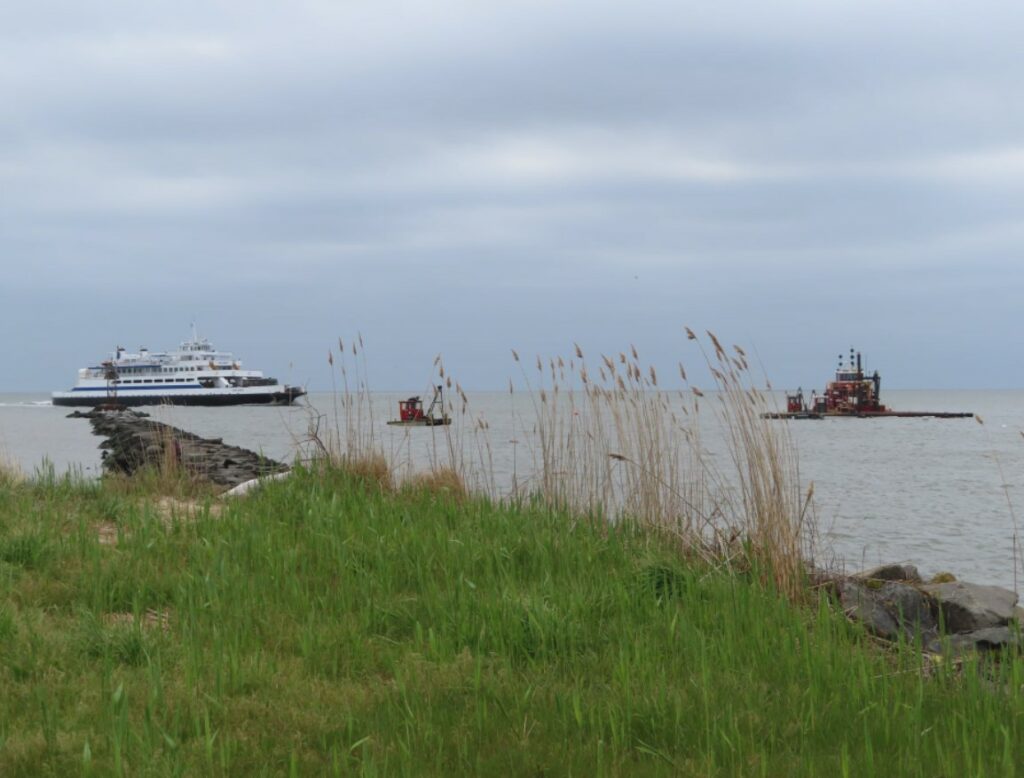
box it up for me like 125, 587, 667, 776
52, 328, 305, 407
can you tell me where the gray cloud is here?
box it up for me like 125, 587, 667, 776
2, 0, 1024, 391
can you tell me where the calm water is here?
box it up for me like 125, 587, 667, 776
1, 390, 1022, 589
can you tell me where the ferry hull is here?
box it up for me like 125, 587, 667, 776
53, 388, 305, 408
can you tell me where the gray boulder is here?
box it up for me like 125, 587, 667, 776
854, 564, 922, 583
837, 578, 939, 648
920, 581, 1018, 633
948, 626, 1021, 653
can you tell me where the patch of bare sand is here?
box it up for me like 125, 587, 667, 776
153, 497, 223, 523
96, 521, 121, 546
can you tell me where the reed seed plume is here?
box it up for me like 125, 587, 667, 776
305, 334, 383, 482
0, 453, 25, 488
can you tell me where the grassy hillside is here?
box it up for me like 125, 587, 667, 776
0, 468, 1021, 776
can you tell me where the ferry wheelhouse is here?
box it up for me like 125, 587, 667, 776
52, 330, 305, 407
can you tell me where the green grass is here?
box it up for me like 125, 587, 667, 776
0, 469, 1022, 776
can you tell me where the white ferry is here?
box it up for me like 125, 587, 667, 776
52, 329, 306, 407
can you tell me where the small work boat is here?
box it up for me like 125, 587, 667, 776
387, 385, 451, 427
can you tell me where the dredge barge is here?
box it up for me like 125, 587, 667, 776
763, 349, 972, 420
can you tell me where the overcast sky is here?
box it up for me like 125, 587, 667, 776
3, 0, 1023, 392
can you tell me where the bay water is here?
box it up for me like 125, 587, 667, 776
1, 390, 1021, 589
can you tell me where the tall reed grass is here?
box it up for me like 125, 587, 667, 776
309, 329, 811, 597
305, 337, 498, 499
506, 329, 810, 597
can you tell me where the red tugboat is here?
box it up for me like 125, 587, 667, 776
765, 348, 973, 419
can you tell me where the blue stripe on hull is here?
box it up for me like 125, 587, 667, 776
53, 389, 304, 408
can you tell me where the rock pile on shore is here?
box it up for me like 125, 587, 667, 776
825, 563, 1021, 655
69, 406, 288, 489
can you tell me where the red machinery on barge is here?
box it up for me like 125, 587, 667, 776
765, 348, 972, 419
386, 385, 451, 427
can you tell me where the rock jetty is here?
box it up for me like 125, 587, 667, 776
69, 406, 288, 489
